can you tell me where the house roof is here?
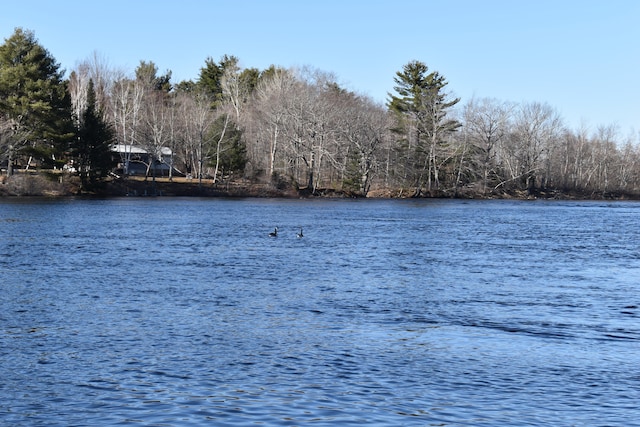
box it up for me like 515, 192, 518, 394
112, 144, 172, 156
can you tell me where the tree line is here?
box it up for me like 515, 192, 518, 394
1, 27, 639, 197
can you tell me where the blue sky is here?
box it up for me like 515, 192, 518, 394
3, 0, 639, 134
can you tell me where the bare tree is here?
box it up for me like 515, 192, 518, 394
176, 90, 216, 185
140, 89, 170, 181
165, 94, 181, 180
68, 64, 90, 126
592, 124, 619, 194
338, 94, 390, 195
110, 70, 145, 175
462, 97, 514, 194
250, 68, 297, 180
70, 52, 116, 121
500, 102, 563, 193
616, 134, 640, 192
220, 56, 243, 124
210, 110, 231, 184
280, 67, 342, 192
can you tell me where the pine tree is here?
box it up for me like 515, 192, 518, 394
198, 55, 240, 107
0, 28, 73, 175
73, 79, 116, 190
388, 60, 460, 194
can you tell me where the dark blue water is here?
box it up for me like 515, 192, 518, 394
1, 197, 639, 426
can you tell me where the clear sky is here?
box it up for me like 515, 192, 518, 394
2, 0, 639, 135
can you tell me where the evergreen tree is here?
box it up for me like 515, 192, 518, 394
239, 67, 261, 97
73, 79, 116, 190
198, 55, 240, 106
198, 57, 225, 105
0, 28, 73, 175
136, 60, 172, 92
388, 60, 460, 194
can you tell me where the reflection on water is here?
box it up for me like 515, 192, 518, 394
1, 198, 639, 426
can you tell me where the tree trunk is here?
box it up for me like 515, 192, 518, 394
213, 115, 229, 184
269, 125, 278, 178
7, 145, 13, 176
307, 150, 315, 191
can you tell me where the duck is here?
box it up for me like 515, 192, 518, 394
269, 227, 278, 237
296, 228, 304, 238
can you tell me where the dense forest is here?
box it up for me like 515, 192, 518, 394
1, 27, 639, 198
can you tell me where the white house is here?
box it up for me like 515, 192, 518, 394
111, 144, 175, 176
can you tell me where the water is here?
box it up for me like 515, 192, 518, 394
1, 197, 639, 426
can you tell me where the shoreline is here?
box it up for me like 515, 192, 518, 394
1, 173, 639, 201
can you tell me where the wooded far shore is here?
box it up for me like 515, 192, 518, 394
2, 172, 638, 200
3, 29, 640, 204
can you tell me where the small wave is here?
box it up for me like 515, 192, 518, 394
464, 321, 576, 340
0, 218, 24, 222
77, 382, 118, 392
602, 333, 638, 341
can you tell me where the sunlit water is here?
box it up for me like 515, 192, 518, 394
1, 197, 639, 426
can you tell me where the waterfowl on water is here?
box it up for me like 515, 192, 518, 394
269, 227, 278, 237
297, 228, 304, 238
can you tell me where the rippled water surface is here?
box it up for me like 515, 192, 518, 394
1, 197, 639, 426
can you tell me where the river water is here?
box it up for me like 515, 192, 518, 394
1, 197, 639, 426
